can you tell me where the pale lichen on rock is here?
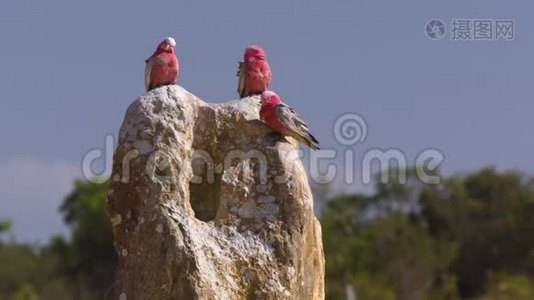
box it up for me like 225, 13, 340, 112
107, 85, 324, 299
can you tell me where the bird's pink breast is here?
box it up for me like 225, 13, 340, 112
245, 60, 271, 94
260, 105, 286, 133
152, 52, 179, 87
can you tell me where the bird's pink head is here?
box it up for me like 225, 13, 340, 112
244, 45, 266, 60
157, 37, 176, 52
261, 90, 281, 106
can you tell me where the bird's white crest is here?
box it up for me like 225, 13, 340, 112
165, 37, 176, 48
261, 90, 277, 100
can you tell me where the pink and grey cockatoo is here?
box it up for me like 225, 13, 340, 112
260, 91, 320, 150
144, 37, 179, 91
237, 45, 272, 98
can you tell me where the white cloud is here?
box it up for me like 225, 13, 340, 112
0, 158, 80, 244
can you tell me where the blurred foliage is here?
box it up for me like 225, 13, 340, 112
322, 167, 534, 299
484, 272, 534, 299
0, 220, 11, 234
2, 167, 534, 299
59, 180, 116, 297
0, 180, 115, 300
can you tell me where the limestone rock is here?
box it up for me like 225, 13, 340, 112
107, 85, 325, 299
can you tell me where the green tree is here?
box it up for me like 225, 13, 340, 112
484, 272, 534, 300
0, 219, 11, 245
420, 168, 534, 297
0, 243, 39, 299
58, 180, 117, 299
0, 180, 116, 300
321, 169, 461, 299
321, 194, 381, 299
321, 190, 458, 299
0, 220, 11, 233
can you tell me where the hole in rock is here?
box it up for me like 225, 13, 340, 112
189, 155, 222, 222
189, 107, 222, 222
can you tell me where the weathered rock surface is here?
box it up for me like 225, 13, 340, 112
107, 85, 324, 300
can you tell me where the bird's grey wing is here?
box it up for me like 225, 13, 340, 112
237, 61, 247, 97
276, 103, 320, 150
277, 103, 309, 129
144, 58, 154, 91
276, 104, 305, 131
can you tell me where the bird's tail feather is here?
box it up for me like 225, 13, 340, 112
306, 132, 320, 150
295, 132, 320, 150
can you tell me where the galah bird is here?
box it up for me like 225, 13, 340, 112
237, 45, 272, 98
144, 37, 179, 91
260, 91, 320, 150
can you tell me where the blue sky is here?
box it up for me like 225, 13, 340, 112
1, 0, 533, 242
